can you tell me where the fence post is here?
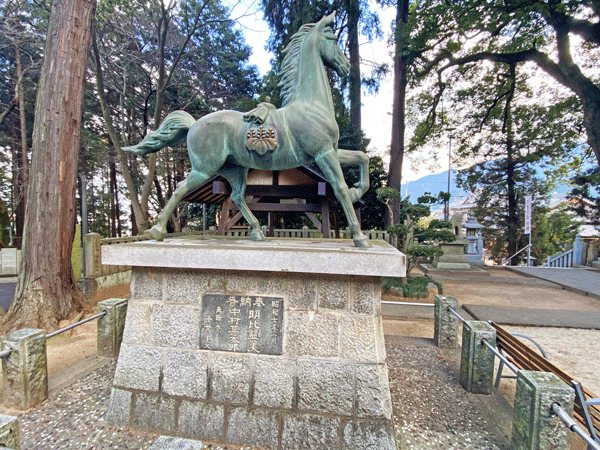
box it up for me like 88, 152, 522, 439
511, 371, 574, 450
434, 295, 459, 349
302, 225, 308, 238
97, 298, 128, 357
459, 321, 496, 394
573, 234, 583, 266
0, 414, 20, 449
1, 328, 48, 409
84, 233, 102, 278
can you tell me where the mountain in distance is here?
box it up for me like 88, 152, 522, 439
402, 169, 572, 201
401, 170, 470, 205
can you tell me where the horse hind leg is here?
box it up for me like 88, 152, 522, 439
338, 149, 370, 203
150, 169, 212, 240
218, 166, 265, 241
315, 149, 371, 248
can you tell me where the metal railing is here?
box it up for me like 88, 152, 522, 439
0, 310, 109, 361
381, 300, 435, 307
502, 243, 532, 265
445, 305, 600, 447
46, 311, 107, 339
552, 403, 600, 450
543, 248, 574, 268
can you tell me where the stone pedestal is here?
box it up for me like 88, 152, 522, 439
433, 239, 471, 270
512, 371, 574, 450
459, 321, 495, 395
433, 295, 459, 349
103, 237, 405, 450
1, 328, 48, 410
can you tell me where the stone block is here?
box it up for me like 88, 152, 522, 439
318, 275, 349, 310
164, 270, 207, 304
97, 298, 128, 357
152, 304, 200, 349
2, 328, 47, 410
149, 436, 204, 450
459, 321, 496, 394
355, 365, 392, 419
283, 273, 317, 310
210, 353, 251, 404
253, 357, 294, 409
121, 302, 153, 345
343, 420, 396, 450
105, 388, 132, 427
226, 407, 279, 450
352, 277, 378, 315
1, 248, 18, 276
226, 272, 257, 293
0, 414, 19, 450
281, 413, 340, 450
162, 350, 208, 399
178, 400, 224, 441
113, 344, 162, 391
132, 269, 163, 301
286, 311, 339, 358
512, 371, 574, 450
434, 295, 459, 349
341, 316, 378, 363
132, 393, 177, 434
297, 361, 353, 416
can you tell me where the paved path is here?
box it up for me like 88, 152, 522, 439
463, 305, 600, 329
0, 278, 16, 311
510, 267, 600, 299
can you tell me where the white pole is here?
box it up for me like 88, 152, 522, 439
528, 233, 531, 266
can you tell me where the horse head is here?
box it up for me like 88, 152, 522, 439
315, 12, 350, 77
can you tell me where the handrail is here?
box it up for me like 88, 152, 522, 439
46, 311, 107, 339
552, 403, 600, 450
502, 243, 532, 265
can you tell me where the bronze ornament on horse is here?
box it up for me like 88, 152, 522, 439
123, 12, 372, 248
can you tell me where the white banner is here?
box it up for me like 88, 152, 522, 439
524, 195, 532, 235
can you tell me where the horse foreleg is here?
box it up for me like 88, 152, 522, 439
150, 169, 210, 241
218, 166, 265, 241
338, 149, 370, 203
315, 149, 371, 248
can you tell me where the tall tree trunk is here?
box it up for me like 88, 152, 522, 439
387, 0, 409, 227
3, 0, 96, 332
14, 45, 28, 247
347, 0, 362, 150
504, 65, 519, 264
91, 34, 150, 233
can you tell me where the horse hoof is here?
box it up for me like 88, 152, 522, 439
251, 230, 266, 241
149, 225, 166, 241
353, 234, 372, 248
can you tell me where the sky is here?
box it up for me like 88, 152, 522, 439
227, 1, 442, 183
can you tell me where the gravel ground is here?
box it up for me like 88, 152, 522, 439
386, 336, 510, 450
15, 336, 511, 450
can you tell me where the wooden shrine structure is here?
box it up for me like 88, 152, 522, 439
183, 166, 351, 237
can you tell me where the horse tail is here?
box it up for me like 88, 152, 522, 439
122, 110, 196, 155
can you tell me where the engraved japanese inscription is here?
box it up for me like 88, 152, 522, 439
200, 294, 284, 354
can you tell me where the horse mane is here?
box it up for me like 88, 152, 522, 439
278, 23, 317, 106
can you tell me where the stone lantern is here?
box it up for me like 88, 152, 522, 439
464, 213, 484, 265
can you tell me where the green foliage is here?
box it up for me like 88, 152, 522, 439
379, 190, 452, 273
382, 276, 442, 298
406, 245, 442, 259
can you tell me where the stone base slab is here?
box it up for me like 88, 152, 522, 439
432, 261, 472, 270
106, 239, 401, 449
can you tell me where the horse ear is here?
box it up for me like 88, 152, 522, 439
317, 11, 336, 30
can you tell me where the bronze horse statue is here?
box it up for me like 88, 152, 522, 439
124, 12, 371, 247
